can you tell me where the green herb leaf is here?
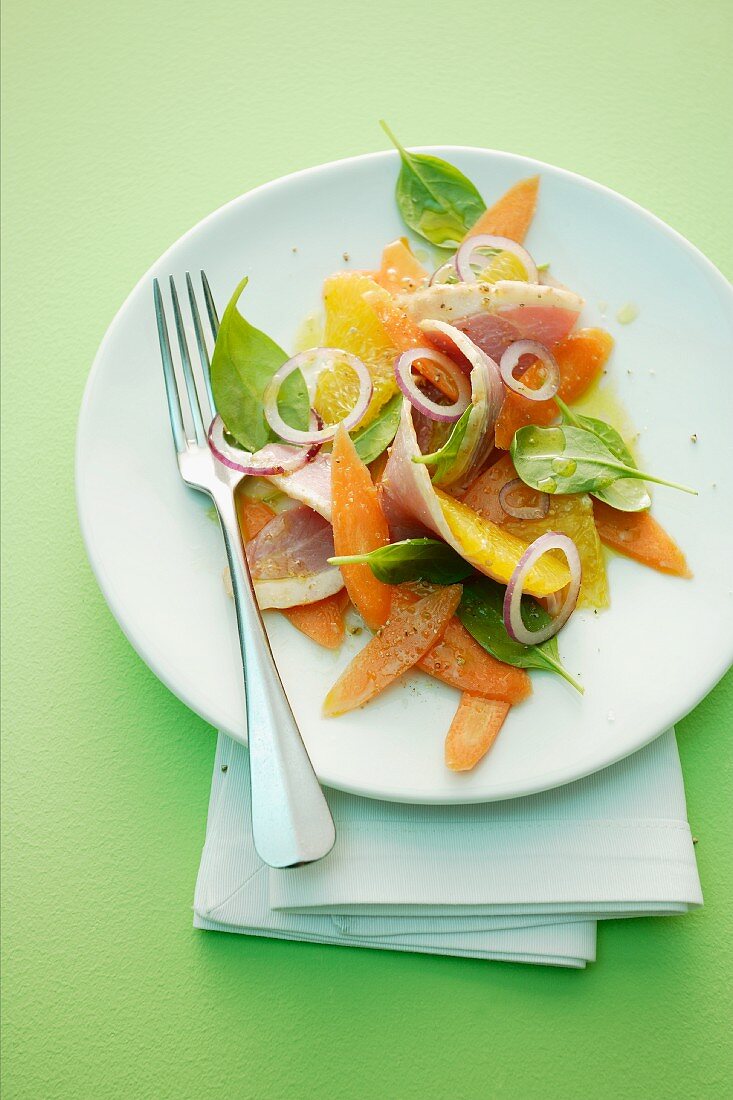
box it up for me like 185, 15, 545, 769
380, 121, 486, 249
457, 578, 583, 692
411, 406, 472, 483
210, 277, 309, 452
510, 424, 696, 502
351, 394, 402, 465
554, 397, 651, 511
329, 538, 475, 585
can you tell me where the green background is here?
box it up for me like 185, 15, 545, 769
2, 1, 732, 1096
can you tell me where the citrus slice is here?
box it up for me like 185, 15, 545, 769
476, 250, 530, 283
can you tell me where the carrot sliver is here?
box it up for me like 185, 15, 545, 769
282, 595, 346, 650
364, 291, 458, 400
236, 495, 276, 540
495, 328, 614, 449
323, 585, 462, 716
465, 176, 539, 244
331, 426, 392, 631
445, 695, 511, 772
418, 618, 531, 705
374, 238, 428, 295
592, 501, 691, 578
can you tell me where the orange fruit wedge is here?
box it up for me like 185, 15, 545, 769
592, 500, 691, 578
465, 176, 539, 244
445, 696, 511, 772
323, 584, 462, 716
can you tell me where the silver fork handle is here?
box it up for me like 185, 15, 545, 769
213, 489, 336, 867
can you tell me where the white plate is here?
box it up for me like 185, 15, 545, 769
76, 147, 733, 803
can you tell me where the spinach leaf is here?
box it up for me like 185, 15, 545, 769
351, 394, 402, 465
210, 277, 309, 452
554, 397, 650, 511
380, 121, 486, 249
510, 424, 696, 502
457, 578, 583, 693
329, 538, 474, 585
411, 406, 472, 483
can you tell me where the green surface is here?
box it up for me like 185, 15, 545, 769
2, 1, 732, 1096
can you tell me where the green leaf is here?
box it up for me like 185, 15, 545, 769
380, 121, 486, 249
329, 538, 475, 585
411, 406, 472, 483
510, 424, 696, 503
210, 277, 309, 452
554, 397, 650, 511
351, 394, 402, 465
457, 579, 583, 693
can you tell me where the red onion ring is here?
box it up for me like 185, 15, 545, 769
500, 340, 560, 401
263, 348, 373, 445
418, 319, 504, 422
503, 532, 582, 645
499, 478, 550, 521
208, 415, 311, 476
429, 260, 457, 286
394, 347, 472, 423
455, 234, 539, 284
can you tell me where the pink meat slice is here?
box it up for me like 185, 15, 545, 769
246, 505, 335, 580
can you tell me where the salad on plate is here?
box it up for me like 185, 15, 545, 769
206, 125, 695, 773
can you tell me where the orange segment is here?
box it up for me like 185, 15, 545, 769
435, 489, 571, 597
495, 328, 614, 449
445, 696, 511, 772
374, 238, 428, 295
462, 455, 609, 608
331, 426, 392, 631
418, 617, 531, 704
592, 500, 691, 578
323, 585, 462, 716
465, 176, 539, 243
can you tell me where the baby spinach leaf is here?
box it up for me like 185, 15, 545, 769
510, 424, 696, 502
411, 406, 472, 483
380, 121, 486, 249
329, 538, 474, 585
210, 277, 309, 452
554, 397, 650, 511
457, 579, 583, 693
351, 394, 402, 465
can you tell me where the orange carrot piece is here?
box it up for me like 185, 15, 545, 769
331, 426, 392, 631
323, 585, 462, 716
365, 291, 459, 400
592, 501, 691, 578
445, 695, 511, 772
374, 238, 428, 295
418, 617, 531, 705
465, 176, 539, 244
236, 494, 276, 540
494, 328, 614, 449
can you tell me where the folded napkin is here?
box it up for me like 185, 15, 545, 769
194, 729, 702, 968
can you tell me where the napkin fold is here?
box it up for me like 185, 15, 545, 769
194, 729, 702, 968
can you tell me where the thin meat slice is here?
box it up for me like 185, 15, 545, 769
246, 505, 344, 609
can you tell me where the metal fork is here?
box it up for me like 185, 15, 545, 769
153, 272, 335, 867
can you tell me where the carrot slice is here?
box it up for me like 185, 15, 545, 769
236, 494, 276, 540
494, 328, 614, 449
465, 176, 539, 244
374, 238, 428, 295
365, 290, 459, 400
592, 500, 691, 577
331, 426, 392, 631
419, 617, 531, 705
324, 585, 462, 716
445, 695, 511, 772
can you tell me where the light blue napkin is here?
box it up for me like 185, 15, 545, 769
194, 729, 701, 968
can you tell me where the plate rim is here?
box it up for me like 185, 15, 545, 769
76, 145, 733, 803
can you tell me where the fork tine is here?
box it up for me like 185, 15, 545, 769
185, 272, 216, 416
200, 270, 220, 340
153, 278, 186, 453
169, 275, 207, 444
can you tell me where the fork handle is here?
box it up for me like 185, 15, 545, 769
214, 491, 336, 868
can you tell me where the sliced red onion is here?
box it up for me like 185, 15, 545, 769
500, 340, 560, 401
208, 415, 310, 476
418, 320, 503, 421
429, 260, 457, 286
394, 347, 471, 423
499, 478, 550, 521
455, 234, 539, 284
263, 348, 372, 445
503, 532, 582, 645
